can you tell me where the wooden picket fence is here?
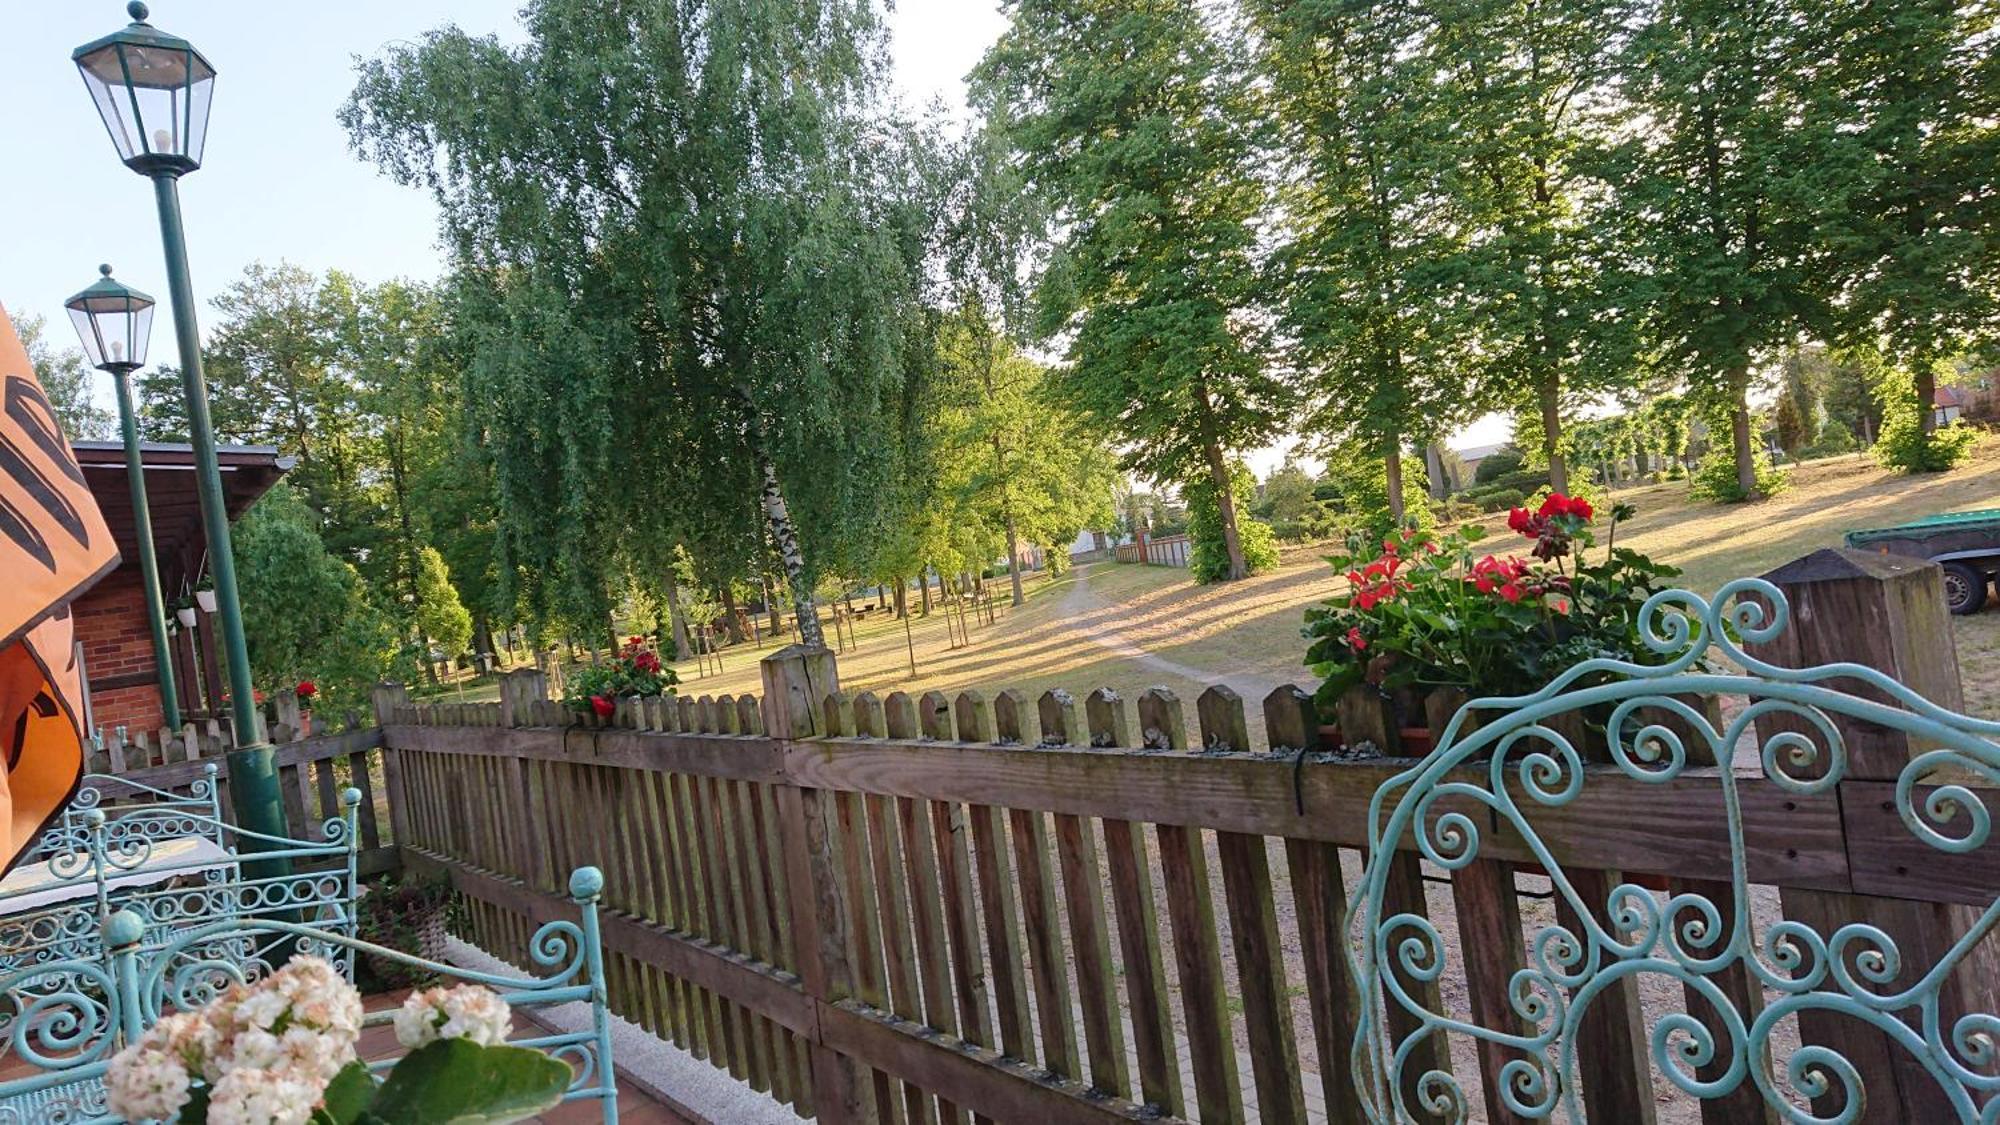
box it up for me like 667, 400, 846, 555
372, 553, 2000, 1124
1114, 532, 1192, 567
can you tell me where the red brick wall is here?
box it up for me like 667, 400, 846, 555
72, 571, 167, 737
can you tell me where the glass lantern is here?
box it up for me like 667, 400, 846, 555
73, 2, 216, 176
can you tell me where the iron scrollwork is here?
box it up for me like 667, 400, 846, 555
1350, 579, 2000, 1123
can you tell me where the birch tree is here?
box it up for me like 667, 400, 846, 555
344, 0, 932, 646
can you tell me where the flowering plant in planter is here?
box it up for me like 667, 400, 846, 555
105, 956, 568, 1124
1304, 495, 1682, 709
563, 636, 677, 718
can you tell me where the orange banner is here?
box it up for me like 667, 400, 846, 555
0, 301, 118, 873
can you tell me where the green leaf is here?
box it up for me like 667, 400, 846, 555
311, 1062, 381, 1125
176, 1085, 211, 1125
367, 1040, 570, 1124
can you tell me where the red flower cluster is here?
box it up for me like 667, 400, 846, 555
1508, 492, 1594, 560
1469, 555, 1531, 601
295, 680, 317, 701
1346, 550, 1409, 611
621, 638, 663, 674
590, 695, 616, 718
1345, 626, 1368, 652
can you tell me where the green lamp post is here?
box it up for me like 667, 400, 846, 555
65, 264, 181, 731
74, 3, 291, 866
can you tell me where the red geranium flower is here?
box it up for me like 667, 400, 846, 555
295, 680, 317, 700
1346, 626, 1368, 652
590, 695, 615, 718
1498, 583, 1524, 603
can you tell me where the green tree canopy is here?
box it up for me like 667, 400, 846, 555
975, 0, 1290, 581
231, 484, 409, 715
344, 0, 942, 645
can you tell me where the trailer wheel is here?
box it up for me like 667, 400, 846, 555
1943, 562, 1988, 615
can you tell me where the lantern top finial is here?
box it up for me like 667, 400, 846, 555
99, 263, 114, 278
128, 1, 149, 22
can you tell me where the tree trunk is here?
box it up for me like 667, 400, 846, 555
1003, 508, 1026, 607
765, 575, 783, 636
1729, 364, 1759, 499
1202, 441, 1248, 580
1384, 442, 1406, 522
1916, 361, 1938, 438
1424, 444, 1448, 499
663, 565, 691, 661
718, 583, 744, 644
1539, 375, 1569, 494
893, 578, 907, 619
754, 445, 823, 648
920, 570, 932, 615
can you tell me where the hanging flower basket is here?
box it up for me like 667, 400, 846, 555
194, 584, 217, 614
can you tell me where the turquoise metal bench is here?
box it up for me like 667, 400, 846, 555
0, 769, 361, 988
0, 866, 616, 1124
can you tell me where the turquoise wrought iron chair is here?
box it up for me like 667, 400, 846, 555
0, 866, 617, 1124
1347, 579, 2000, 1123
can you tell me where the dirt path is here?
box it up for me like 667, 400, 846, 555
1055, 562, 1294, 703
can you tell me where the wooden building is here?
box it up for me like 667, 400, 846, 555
69, 440, 291, 741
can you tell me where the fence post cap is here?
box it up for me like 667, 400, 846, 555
1762, 546, 1934, 585
105, 910, 144, 948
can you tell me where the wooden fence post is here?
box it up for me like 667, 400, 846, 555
1753, 548, 1998, 1123
371, 682, 411, 846
500, 669, 550, 727
760, 645, 866, 1124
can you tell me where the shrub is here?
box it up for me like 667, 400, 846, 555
1874, 416, 1977, 473
1471, 488, 1525, 514
1318, 443, 1434, 542
1265, 503, 1343, 544
1472, 447, 1527, 484
1485, 468, 1553, 496
1188, 462, 1280, 583
1689, 443, 1788, 502
1813, 418, 1859, 456
1435, 497, 1481, 524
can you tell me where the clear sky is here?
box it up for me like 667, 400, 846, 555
3, 0, 1502, 472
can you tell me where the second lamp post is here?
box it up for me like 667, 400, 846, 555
64, 265, 180, 732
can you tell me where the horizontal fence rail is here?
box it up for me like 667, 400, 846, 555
375, 552, 2000, 1125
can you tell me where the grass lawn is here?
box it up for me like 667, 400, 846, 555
436, 436, 2000, 736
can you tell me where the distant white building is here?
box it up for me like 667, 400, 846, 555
1068, 529, 1112, 562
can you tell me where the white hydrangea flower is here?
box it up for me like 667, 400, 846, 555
105, 1011, 205, 1123
205, 1066, 321, 1125
394, 983, 512, 1048
206, 956, 361, 1081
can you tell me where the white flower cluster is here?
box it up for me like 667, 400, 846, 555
106, 956, 363, 1125
392, 982, 513, 1049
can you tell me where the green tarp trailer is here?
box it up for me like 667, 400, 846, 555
1845, 509, 2000, 614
